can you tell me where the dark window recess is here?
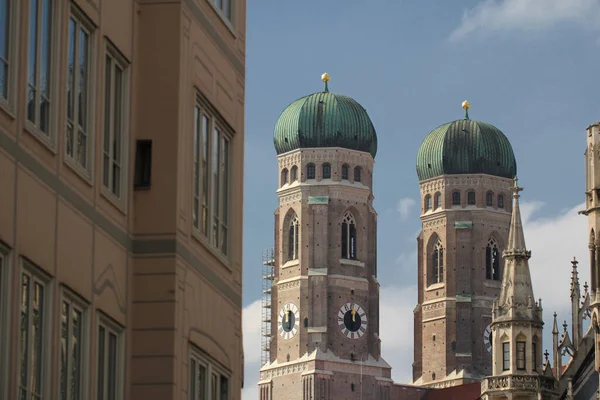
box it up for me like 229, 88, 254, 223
304, 317, 308, 328
134, 140, 152, 189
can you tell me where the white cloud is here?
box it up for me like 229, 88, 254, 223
397, 198, 417, 220
450, 0, 600, 41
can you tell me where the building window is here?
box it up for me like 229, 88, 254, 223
66, 9, 93, 171
103, 46, 128, 199
97, 315, 123, 400
27, 0, 54, 135
354, 167, 361, 182
190, 347, 231, 400
486, 191, 493, 207
18, 263, 50, 400
424, 195, 432, 211
434, 192, 442, 209
498, 194, 504, 209
210, 0, 233, 23
290, 166, 298, 182
288, 214, 299, 261
486, 237, 501, 280
452, 191, 461, 205
280, 168, 288, 186
503, 342, 510, 371
341, 211, 357, 260
0, 0, 11, 101
341, 164, 349, 180
60, 292, 87, 400
193, 98, 232, 256
322, 163, 331, 179
432, 239, 444, 284
516, 341, 526, 370
306, 163, 315, 179
532, 342, 537, 371
467, 191, 476, 205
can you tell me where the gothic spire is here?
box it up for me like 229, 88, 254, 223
496, 177, 540, 322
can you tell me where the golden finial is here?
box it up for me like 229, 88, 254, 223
321, 72, 330, 92
462, 100, 471, 120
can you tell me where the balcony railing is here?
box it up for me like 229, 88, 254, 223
481, 374, 556, 394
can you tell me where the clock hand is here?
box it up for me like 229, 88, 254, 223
351, 307, 356, 322
285, 309, 290, 324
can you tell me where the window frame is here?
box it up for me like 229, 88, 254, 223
0, 245, 11, 400
96, 312, 124, 400
516, 341, 526, 370
485, 238, 501, 281
322, 163, 331, 179
452, 191, 461, 206
192, 93, 233, 260
353, 166, 361, 182
65, 5, 96, 177
18, 259, 52, 400
486, 191, 494, 207
306, 163, 315, 180
290, 166, 298, 182
59, 287, 89, 400
0, 0, 18, 112
341, 164, 349, 180
431, 240, 444, 284
532, 342, 537, 371
101, 40, 130, 208
424, 195, 432, 211
288, 214, 299, 261
208, 0, 234, 28
190, 344, 231, 400
434, 192, 442, 209
280, 168, 288, 186
25, 0, 59, 147
498, 194, 504, 209
341, 211, 357, 260
502, 342, 510, 371
467, 191, 476, 205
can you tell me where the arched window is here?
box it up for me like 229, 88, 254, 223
434, 192, 442, 209
354, 167, 361, 182
290, 166, 298, 182
432, 240, 444, 284
341, 164, 349, 180
288, 214, 299, 261
306, 163, 315, 179
497, 194, 504, 209
322, 163, 331, 179
452, 192, 461, 205
467, 191, 476, 205
486, 191, 494, 207
281, 169, 288, 186
425, 195, 432, 211
486, 237, 501, 280
341, 212, 357, 260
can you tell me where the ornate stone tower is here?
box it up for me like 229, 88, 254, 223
582, 122, 600, 381
480, 179, 556, 399
258, 74, 392, 400
413, 102, 518, 387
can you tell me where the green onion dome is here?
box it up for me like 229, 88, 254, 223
416, 101, 517, 181
273, 73, 378, 158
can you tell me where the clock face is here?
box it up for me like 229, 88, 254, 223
338, 302, 367, 339
278, 303, 300, 340
483, 324, 493, 355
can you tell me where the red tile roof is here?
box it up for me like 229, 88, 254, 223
423, 382, 481, 400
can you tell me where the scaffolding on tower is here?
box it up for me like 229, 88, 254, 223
261, 248, 275, 366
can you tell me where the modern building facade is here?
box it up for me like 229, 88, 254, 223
258, 74, 394, 400
0, 0, 246, 399
413, 102, 517, 387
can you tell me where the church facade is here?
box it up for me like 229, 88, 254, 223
257, 74, 600, 399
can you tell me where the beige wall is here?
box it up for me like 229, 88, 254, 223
0, 0, 245, 399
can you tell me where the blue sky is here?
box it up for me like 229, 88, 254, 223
241, 0, 600, 397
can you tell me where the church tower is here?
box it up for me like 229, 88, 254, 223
413, 102, 518, 387
258, 74, 392, 400
480, 179, 556, 399
582, 122, 600, 377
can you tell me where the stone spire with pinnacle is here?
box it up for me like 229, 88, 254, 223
494, 177, 541, 322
